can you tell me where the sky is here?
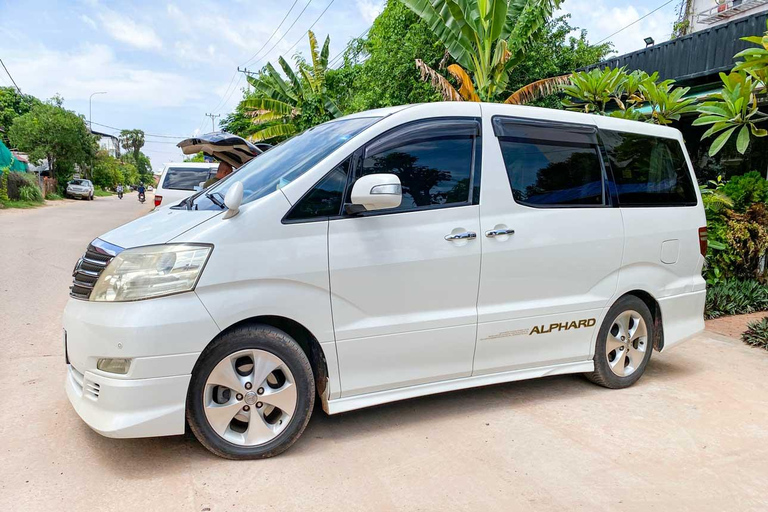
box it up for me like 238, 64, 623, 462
0, 0, 681, 172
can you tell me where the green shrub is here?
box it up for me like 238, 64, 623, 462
721, 171, 768, 211
741, 317, 768, 350
18, 184, 43, 202
0, 168, 9, 202
705, 279, 768, 319
46, 192, 63, 200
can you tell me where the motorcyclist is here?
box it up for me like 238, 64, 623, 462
116, 184, 124, 199
137, 183, 146, 202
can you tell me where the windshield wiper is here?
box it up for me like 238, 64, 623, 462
206, 191, 226, 209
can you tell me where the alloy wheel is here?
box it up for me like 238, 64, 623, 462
203, 349, 297, 446
605, 310, 648, 377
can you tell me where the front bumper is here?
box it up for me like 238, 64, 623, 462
68, 189, 90, 198
63, 292, 220, 438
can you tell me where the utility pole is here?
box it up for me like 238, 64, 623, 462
205, 113, 221, 133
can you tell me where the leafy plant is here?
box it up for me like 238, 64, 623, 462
694, 72, 768, 156
402, 0, 568, 103
705, 279, 768, 319
561, 67, 697, 124
742, 316, 768, 350
0, 168, 9, 202
18, 184, 43, 202
720, 170, 768, 211
241, 31, 341, 142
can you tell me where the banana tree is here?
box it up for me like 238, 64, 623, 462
402, 0, 564, 103
241, 31, 341, 142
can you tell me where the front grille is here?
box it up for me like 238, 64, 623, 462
70, 238, 123, 300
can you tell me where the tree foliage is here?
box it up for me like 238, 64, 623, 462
240, 31, 340, 142
92, 150, 139, 189
0, 87, 41, 145
8, 99, 96, 183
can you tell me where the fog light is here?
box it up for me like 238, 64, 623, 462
97, 358, 131, 374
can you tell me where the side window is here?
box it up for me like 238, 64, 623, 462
356, 119, 478, 213
285, 159, 350, 221
493, 118, 604, 207
601, 130, 697, 206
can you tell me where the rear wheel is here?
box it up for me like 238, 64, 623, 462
186, 325, 315, 459
585, 296, 653, 389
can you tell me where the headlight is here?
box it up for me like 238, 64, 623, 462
90, 244, 212, 302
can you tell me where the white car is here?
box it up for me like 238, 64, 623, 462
153, 163, 219, 208
64, 102, 706, 459
66, 179, 94, 200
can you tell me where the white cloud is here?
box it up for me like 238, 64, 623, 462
98, 10, 163, 50
79, 14, 97, 30
1, 43, 204, 108
356, 0, 385, 24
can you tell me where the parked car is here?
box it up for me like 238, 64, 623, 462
151, 132, 266, 209
66, 179, 94, 200
148, 185, 154, 192
64, 103, 706, 460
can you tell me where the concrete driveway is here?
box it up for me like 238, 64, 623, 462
1, 195, 767, 512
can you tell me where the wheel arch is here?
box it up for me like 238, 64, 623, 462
201, 315, 331, 403
616, 290, 665, 351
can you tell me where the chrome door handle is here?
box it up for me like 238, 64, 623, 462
444, 231, 477, 241
485, 228, 515, 237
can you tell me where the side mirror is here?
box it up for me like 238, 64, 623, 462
222, 181, 243, 219
349, 174, 402, 212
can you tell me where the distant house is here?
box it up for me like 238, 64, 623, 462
586, 9, 768, 181
91, 130, 121, 158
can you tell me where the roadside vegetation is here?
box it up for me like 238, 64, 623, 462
0, 167, 45, 209
742, 317, 768, 350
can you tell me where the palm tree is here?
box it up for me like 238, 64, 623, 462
241, 31, 341, 142
402, 0, 567, 103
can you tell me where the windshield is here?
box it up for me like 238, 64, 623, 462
163, 166, 216, 191
70, 180, 88, 186
192, 117, 380, 210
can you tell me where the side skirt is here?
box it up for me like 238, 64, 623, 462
325, 360, 594, 415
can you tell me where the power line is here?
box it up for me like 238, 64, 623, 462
328, 26, 370, 68
241, 0, 302, 68
278, 0, 337, 61
244, 0, 316, 71
0, 58, 21, 93
596, 0, 676, 45
88, 121, 190, 139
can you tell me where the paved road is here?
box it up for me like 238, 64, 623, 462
1, 195, 767, 512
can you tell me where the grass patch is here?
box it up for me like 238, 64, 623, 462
742, 317, 768, 350
705, 279, 768, 319
0, 198, 45, 209
45, 193, 64, 200
94, 189, 114, 197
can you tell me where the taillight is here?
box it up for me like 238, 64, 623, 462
154, 195, 162, 207
698, 227, 707, 257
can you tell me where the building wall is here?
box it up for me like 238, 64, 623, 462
689, 0, 768, 33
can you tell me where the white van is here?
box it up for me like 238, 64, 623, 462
154, 162, 219, 208
64, 103, 706, 459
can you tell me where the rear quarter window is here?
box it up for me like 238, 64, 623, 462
601, 130, 697, 206
162, 167, 216, 191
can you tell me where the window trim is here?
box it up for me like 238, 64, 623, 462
340, 116, 483, 219
599, 129, 699, 208
281, 157, 352, 224
492, 116, 609, 209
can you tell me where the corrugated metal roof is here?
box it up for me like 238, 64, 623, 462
584, 11, 768, 85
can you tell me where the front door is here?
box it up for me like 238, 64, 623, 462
330, 115, 483, 396
473, 111, 624, 375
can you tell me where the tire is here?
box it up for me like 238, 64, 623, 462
186, 325, 315, 459
585, 295, 654, 389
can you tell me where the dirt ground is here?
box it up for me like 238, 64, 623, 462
706, 312, 766, 339
1, 195, 767, 512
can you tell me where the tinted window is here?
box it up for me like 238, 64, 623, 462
163, 167, 215, 191
193, 117, 380, 211
359, 136, 474, 212
499, 140, 603, 206
601, 130, 697, 206
286, 159, 350, 221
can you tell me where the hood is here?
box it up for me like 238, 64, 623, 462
177, 132, 268, 168
99, 208, 220, 248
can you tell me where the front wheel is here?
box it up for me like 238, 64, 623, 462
585, 296, 654, 389
186, 325, 315, 459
